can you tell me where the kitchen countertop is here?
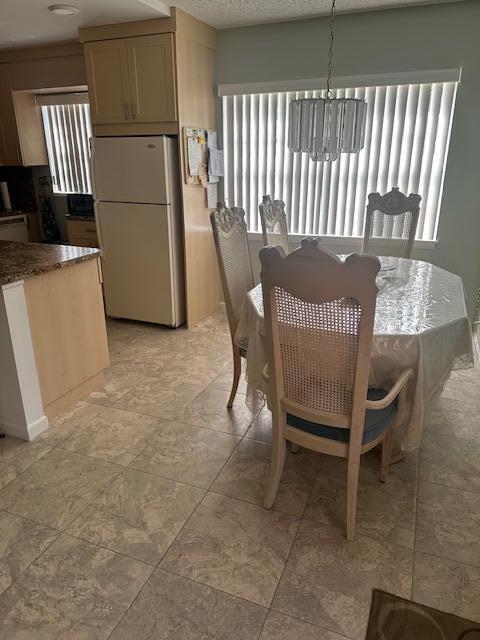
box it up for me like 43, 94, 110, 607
0, 241, 100, 286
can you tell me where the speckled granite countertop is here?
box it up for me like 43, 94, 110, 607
0, 241, 100, 286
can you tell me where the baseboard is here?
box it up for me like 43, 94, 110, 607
0, 414, 48, 441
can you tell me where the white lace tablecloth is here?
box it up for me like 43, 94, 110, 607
235, 257, 475, 450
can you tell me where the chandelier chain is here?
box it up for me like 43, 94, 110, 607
326, 0, 336, 98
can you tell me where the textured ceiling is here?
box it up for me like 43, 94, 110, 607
0, 0, 465, 49
173, 0, 464, 28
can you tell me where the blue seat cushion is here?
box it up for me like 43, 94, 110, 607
287, 388, 397, 444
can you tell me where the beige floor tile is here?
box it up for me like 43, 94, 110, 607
209, 361, 248, 395
148, 355, 224, 387
0, 449, 120, 530
113, 375, 204, 420
129, 421, 239, 489
0, 511, 58, 595
272, 520, 413, 639
416, 481, 480, 567
413, 552, 480, 623
37, 401, 103, 446
110, 568, 267, 639
110, 343, 171, 374
440, 372, 480, 409
161, 492, 299, 607
211, 439, 321, 517
260, 611, 349, 640
178, 387, 256, 436
84, 363, 144, 407
0, 435, 51, 491
304, 450, 417, 549
419, 432, 480, 493
67, 469, 204, 565
60, 407, 166, 466
0, 534, 151, 640
426, 400, 480, 441
245, 407, 273, 444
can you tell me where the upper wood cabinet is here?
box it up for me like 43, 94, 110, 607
84, 33, 176, 127
0, 64, 47, 166
84, 39, 130, 124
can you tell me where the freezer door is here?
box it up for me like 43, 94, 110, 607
96, 202, 183, 326
92, 136, 172, 204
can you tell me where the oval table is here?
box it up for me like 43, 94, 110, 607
235, 257, 474, 450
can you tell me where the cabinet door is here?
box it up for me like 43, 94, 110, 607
84, 39, 130, 124
127, 34, 177, 123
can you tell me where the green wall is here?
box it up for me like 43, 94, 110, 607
216, 2, 480, 314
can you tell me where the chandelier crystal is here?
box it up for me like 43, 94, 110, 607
288, 0, 367, 162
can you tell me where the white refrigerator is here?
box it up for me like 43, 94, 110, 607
92, 136, 185, 327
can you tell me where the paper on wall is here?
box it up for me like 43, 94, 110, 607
187, 138, 201, 176
207, 130, 217, 149
208, 149, 224, 177
207, 183, 218, 209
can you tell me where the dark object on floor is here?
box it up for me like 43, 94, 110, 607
366, 590, 480, 639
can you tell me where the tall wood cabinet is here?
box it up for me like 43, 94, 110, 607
80, 9, 219, 327
84, 33, 176, 128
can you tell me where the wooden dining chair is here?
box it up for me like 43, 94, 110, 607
211, 202, 254, 407
362, 187, 422, 259
260, 238, 413, 540
259, 195, 289, 254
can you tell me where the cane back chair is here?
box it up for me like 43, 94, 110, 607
362, 187, 422, 259
260, 238, 413, 540
259, 195, 289, 254
211, 202, 254, 407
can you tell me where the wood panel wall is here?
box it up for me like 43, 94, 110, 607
174, 17, 219, 327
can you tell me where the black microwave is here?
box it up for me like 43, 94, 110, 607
66, 193, 94, 217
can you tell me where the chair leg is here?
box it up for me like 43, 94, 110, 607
380, 429, 394, 483
264, 413, 286, 509
227, 346, 241, 409
346, 454, 361, 541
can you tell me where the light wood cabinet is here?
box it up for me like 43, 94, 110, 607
66, 218, 99, 248
84, 39, 130, 124
84, 33, 176, 127
24, 258, 109, 418
0, 64, 48, 166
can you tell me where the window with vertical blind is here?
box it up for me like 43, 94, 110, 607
39, 95, 93, 195
222, 79, 458, 241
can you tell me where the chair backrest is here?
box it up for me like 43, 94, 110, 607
259, 195, 289, 254
210, 202, 255, 338
260, 238, 380, 436
362, 187, 422, 259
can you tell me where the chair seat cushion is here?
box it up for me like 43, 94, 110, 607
287, 388, 397, 444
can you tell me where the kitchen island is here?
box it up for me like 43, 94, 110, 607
0, 241, 109, 440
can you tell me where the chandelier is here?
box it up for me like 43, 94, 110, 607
288, 0, 367, 162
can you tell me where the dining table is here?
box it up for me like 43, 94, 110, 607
235, 256, 475, 451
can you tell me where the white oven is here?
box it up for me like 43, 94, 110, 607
0, 214, 29, 242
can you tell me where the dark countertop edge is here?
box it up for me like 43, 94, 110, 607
0, 242, 101, 287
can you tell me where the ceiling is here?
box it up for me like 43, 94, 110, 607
0, 0, 465, 49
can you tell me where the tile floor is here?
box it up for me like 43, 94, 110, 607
0, 312, 479, 639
